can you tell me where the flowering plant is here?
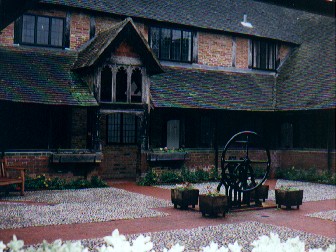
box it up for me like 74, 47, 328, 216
204, 185, 225, 197
277, 186, 301, 191
159, 147, 185, 153
0, 230, 335, 252
175, 182, 195, 191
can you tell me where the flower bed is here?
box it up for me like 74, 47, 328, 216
1, 229, 334, 252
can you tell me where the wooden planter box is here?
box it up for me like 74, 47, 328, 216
199, 194, 228, 217
171, 188, 199, 210
275, 189, 303, 209
250, 185, 269, 202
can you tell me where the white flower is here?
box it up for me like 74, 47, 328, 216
163, 243, 185, 252
228, 241, 242, 252
201, 241, 229, 252
7, 235, 24, 252
0, 241, 7, 252
96, 244, 115, 252
131, 235, 153, 252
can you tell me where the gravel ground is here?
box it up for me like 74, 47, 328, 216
1, 180, 335, 251
306, 210, 336, 222
78, 221, 336, 251
0, 187, 171, 229
156, 179, 336, 202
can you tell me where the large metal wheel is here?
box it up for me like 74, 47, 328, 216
218, 131, 270, 193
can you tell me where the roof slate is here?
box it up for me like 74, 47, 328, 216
150, 67, 275, 111
276, 17, 336, 110
0, 46, 97, 106
39, 0, 328, 44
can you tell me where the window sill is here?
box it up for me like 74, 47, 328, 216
147, 152, 189, 162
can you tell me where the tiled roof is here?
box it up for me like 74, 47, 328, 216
276, 17, 336, 110
39, 0, 329, 44
0, 46, 97, 106
150, 67, 275, 111
73, 18, 163, 74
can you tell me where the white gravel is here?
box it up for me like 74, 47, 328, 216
306, 210, 336, 222
0, 187, 172, 229
81, 221, 335, 252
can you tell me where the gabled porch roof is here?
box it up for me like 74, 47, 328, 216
73, 18, 163, 75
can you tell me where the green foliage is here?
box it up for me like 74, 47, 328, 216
65, 178, 92, 189
25, 174, 108, 191
159, 170, 183, 184
208, 166, 220, 181
275, 166, 335, 185
90, 175, 108, 187
137, 169, 158, 186
253, 166, 267, 179
137, 166, 222, 186
195, 169, 210, 182
25, 174, 51, 190
181, 167, 198, 183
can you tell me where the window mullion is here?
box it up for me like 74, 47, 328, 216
34, 15, 37, 44
180, 30, 183, 62
170, 29, 172, 61
120, 114, 124, 144
48, 18, 52, 46
158, 28, 161, 59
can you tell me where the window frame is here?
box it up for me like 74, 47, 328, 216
107, 113, 139, 145
149, 26, 193, 63
251, 39, 278, 71
17, 14, 65, 48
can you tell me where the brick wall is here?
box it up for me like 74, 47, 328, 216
198, 32, 232, 67
70, 12, 90, 49
95, 16, 120, 33
3, 152, 101, 179
236, 37, 249, 69
277, 150, 336, 173
3, 152, 51, 177
115, 40, 140, 57
278, 44, 291, 63
140, 149, 335, 179
0, 23, 14, 45
99, 145, 139, 179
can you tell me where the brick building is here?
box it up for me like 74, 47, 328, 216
0, 0, 335, 180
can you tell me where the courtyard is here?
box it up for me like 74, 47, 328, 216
0, 179, 335, 251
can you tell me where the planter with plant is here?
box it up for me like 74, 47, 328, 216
275, 186, 303, 209
171, 182, 199, 210
249, 184, 269, 202
199, 186, 228, 217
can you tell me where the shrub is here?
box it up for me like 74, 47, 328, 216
137, 169, 158, 186
195, 169, 210, 182
209, 166, 219, 181
159, 171, 183, 184
275, 166, 335, 185
181, 168, 198, 183
24, 174, 108, 191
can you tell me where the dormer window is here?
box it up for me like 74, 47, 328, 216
149, 26, 192, 63
15, 14, 65, 48
251, 39, 277, 71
